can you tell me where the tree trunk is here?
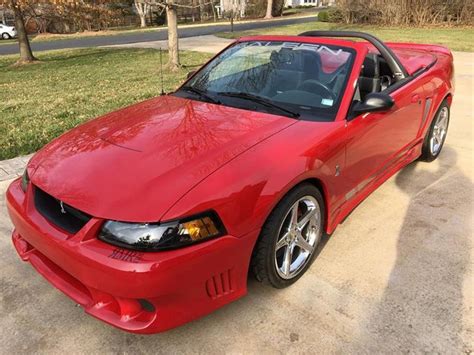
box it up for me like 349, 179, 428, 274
211, 0, 217, 22
192, 0, 197, 22
10, 0, 36, 64
199, 0, 205, 22
166, 0, 180, 71
265, 0, 273, 19
134, 1, 148, 28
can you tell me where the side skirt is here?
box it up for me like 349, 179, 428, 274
327, 142, 422, 234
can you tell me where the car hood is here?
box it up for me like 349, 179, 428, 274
29, 95, 295, 222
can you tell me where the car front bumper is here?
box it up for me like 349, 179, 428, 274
6, 179, 258, 334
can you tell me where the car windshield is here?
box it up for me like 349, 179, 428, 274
175, 41, 355, 121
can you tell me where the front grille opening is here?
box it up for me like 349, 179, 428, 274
34, 186, 91, 234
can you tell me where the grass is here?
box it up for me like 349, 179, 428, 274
0, 48, 212, 160
217, 21, 474, 52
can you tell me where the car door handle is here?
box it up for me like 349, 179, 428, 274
411, 94, 421, 103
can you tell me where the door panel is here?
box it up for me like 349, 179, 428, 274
387, 82, 425, 151
342, 83, 424, 202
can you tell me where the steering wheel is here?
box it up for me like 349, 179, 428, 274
297, 80, 335, 101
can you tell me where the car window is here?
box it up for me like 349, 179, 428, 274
208, 46, 271, 81
180, 41, 356, 121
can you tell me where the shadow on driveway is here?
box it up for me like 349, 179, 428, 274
361, 147, 472, 352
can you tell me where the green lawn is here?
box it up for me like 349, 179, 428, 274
0, 48, 212, 160
217, 22, 474, 52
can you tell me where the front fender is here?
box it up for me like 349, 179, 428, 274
161, 120, 347, 238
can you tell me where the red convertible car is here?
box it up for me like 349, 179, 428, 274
6, 32, 454, 333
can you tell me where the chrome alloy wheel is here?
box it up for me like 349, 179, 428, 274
430, 106, 449, 156
274, 196, 321, 280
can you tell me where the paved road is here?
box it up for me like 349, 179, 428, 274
0, 15, 316, 55
0, 52, 472, 353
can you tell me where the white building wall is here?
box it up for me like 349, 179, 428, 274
217, 0, 246, 17
285, 0, 334, 7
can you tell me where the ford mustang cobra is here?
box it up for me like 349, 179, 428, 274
6, 31, 454, 333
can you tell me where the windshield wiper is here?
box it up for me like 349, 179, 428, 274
217, 92, 300, 118
180, 86, 221, 105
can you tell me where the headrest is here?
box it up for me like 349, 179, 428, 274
362, 54, 380, 78
270, 49, 322, 74
270, 49, 295, 68
301, 51, 321, 72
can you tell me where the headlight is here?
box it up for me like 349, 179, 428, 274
98, 211, 226, 251
21, 169, 30, 192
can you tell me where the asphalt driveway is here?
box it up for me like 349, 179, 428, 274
0, 52, 472, 353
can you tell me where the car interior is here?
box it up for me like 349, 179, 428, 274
204, 48, 395, 106
183, 42, 398, 120
201, 47, 353, 110
356, 53, 396, 101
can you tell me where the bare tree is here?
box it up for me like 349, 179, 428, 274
134, 0, 150, 28
166, 0, 179, 70
9, 0, 36, 64
265, 0, 273, 19
191, 0, 196, 21
211, 0, 216, 22
1, 8, 6, 24
198, 0, 205, 22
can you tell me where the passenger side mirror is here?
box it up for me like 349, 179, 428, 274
351, 92, 394, 116
187, 71, 196, 79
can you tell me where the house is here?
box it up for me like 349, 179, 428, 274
215, 0, 246, 18
285, 0, 334, 7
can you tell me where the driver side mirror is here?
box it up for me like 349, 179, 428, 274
351, 92, 394, 117
187, 70, 196, 79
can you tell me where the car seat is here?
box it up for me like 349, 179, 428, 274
359, 54, 381, 99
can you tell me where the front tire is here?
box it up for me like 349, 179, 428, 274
419, 100, 450, 162
251, 183, 325, 288
2, 33, 11, 40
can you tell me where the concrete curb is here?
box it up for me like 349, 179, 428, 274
0, 154, 32, 182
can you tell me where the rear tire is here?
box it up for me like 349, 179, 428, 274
251, 183, 325, 289
419, 100, 450, 162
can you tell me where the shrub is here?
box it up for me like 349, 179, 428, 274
318, 10, 329, 22
327, 8, 344, 22
334, 0, 473, 26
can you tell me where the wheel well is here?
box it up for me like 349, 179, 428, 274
428, 93, 452, 128
444, 93, 453, 106
297, 178, 327, 206
432, 93, 452, 123
295, 178, 328, 229
248, 177, 330, 279
272, 178, 329, 230
258, 177, 329, 239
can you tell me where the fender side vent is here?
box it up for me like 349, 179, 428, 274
206, 269, 235, 299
